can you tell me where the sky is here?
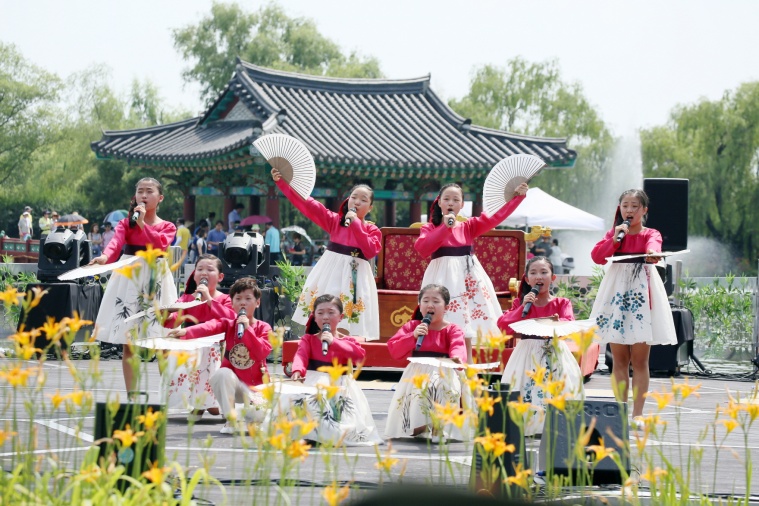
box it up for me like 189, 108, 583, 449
3, 0, 759, 137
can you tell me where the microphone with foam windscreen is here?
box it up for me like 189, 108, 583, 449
236, 308, 246, 338
194, 278, 208, 301
521, 285, 542, 318
344, 208, 357, 227
321, 323, 331, 355
415, 313, 433, 350
616, 220, 631, 242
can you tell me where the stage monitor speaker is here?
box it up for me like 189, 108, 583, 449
470, 387, 526, 497
541, 400, 629, 485
643, 178, 689, 251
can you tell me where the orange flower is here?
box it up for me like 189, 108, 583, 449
645, 390, 674, 411
112, 424, 145, 448
24, 286, 48, 310
0, 365, 35, 387
135, 244, 166, 265
474, 430, 515, 458
268, 433, 287, 451
48, 390, 67, 409
141, 461, 170, 484
717, 419, 739, 434
507, 397, 533, 417
475, 392, 502, 416
316, 383, 341, 400
563, 327, 598, 354
60, 312, 92, 334
407, 373, 429, 390
286, 440, 311, 461
317, 359, 350, 383
0, 286, 23, 306
545, 394, 567, 412
374, 443, 399, 473
0, 428, 17, 446
41, 317, 63, 343
641, 466, 668, 485
671, 379, 701, 401
525, 366, 547, 387
137, 408, 163, 430
67, 390, 91, 407
586, 437, 616, 463
323, 484, 350, 506
504, 463, 532, 491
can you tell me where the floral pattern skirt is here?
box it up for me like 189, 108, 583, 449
421, 254, 501, 342
95, 257, 177, 345
263, 371, 383, 446
384, 362, 474, 442
502, 339, 584, 436
292, 251, 379, 341
162, 343, 221, 411
590, 263, 677, 346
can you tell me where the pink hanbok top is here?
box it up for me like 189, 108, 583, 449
591, 228, 662, 265
387, 321, 467, 363
291, 333, 367, 377
498, 297, 575, 335
163, 292, 235, 329
102, 218, 176, 263
276, 179, 381, 259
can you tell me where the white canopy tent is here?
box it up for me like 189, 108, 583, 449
462, 187, 606, 231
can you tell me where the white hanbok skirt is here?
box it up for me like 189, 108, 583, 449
384, 362, 475, 442
162, 344, 221, 411
292, 251, 379, 341
590, 263, 677, 346
95, 256, 177, 345
264, 370, 383, 446
421, 255, 501, 343
502, 339, 584, 436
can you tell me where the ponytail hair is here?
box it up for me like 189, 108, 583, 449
339, 184, 374, 227
430, 184, 463, 226
614, 189, 649, 227
518, 256, 554, 303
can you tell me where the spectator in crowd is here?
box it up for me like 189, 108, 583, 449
289, 233, 306, 266
102, 222, 115, 250
89, 223, 103, 257
228, 203, 244, 232
38, 210, 54, 239
549, 238, 565, 274
532, 235, 553, 258
51, 211, 59, 227
232, 220, 241, 232
194, 227, 208, 258
174, 218, 191, 264
264, 222, 281, 263
18, 206, 33, 240
207, 220, 227, 256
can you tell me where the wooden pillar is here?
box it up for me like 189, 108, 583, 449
409, 200, 422, 225
327, 197, 340, 213
472, 200, 483, 217
223, 195, 235, 227
183, 194, 196, 224
249, 195, 261, 215
266, 186, 280, 228
384, 200, 396, 227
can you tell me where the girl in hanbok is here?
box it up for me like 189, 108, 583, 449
92, 177, 177, 392
415, 182, 528, 362
276, 294, 382, 446
384, 284, 474, 443
497, 256, 583, 436
590, 189, 676, 426
272, 169, 380, 340
162, 254, 236, 421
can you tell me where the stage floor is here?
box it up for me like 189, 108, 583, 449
0, 354, 757, 504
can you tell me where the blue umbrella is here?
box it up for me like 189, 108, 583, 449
103, 209, 128, 226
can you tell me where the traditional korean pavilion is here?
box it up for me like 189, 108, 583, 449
91, 60, 576, 227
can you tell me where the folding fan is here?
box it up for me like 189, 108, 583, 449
483, 154, 547, 216
508, 318, 595, 338
253, 134, 316, 199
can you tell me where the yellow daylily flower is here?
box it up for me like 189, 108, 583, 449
286, 440, 311, 461
317, 383, 341, 400
0, 428, 18, 446
634, 432, 649, 453
0, 286, 23, 306
0, 365, 35, 387
671, 379, 701, 400
260, 384, 277, 403
432, 402, 459, 425
78, 463, 103, 484
741, 403, 759, 423
641, 466, 668, 485
60, 312, 92, 334
504, 463, 533, 491
49, 390, 67, 409
317, 359, 350, 383
544, 379, 566, 397
169, 350, 193, 368
545, 394, 567, 412
645, 390, 674, 411
268, 432, 288, 451
474, 430, 515, 458
135, 244, 167, 265
141, 461, 170, 484
375, 444, 399, 472
294, 419, 317, 438
137, 408, 163, 430
41, 317, 63, 342
507, 397, 533, 417
525, 365, 547, 387
717, 419, 739, 434
475, 392, 502, 416
115, 263, 142, 280
67, 390, 91, 407
563, 327, 598, 354
586, 437, 616, 463
112, 424, 145, 448
24, 286, 48, 310
407, 373, 429, 390
268, 328, 284, 349
322, 484, 350, 506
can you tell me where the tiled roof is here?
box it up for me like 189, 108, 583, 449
91, 61, 577, 174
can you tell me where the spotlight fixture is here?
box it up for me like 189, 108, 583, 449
37, 226, 92, 282
219, 231, 270, 287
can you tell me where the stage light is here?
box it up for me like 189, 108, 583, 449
37, 226, 92, 282
219, 231, 270, 287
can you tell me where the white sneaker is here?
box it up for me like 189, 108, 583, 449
219, 422, 237, 435
631, 417, 645, 431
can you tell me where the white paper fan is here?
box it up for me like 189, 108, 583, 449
252, 380, 318, 395
509, 318, 595, 338
253, 134, 316, 199
407, 356, 500, 370
123, 299, 207, 323
133, 333, 225, 351
483, 154, 547, 216
606, 249, 690, 263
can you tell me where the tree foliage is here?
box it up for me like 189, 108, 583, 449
641, 82, 759, 263
449, 58, 613, 206
0, 42, 61, 186
173, 2, 382, 102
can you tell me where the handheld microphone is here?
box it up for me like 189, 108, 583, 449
521, 285, 542, 318
194, 278, 208, 301
446, 209, 455, 227
321, 323, 331, 355
344, 207, 357, 227
236, 308, 246, 338
131, 210, 140, 222
616, 220, 631, 242
415, 313, 433, 350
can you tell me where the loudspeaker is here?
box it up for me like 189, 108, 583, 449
470, 387, 526, 496
643, 178, 689, 251
541, 400, 629, 485
649, 306, 695, 374
94, 399, 166, 490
